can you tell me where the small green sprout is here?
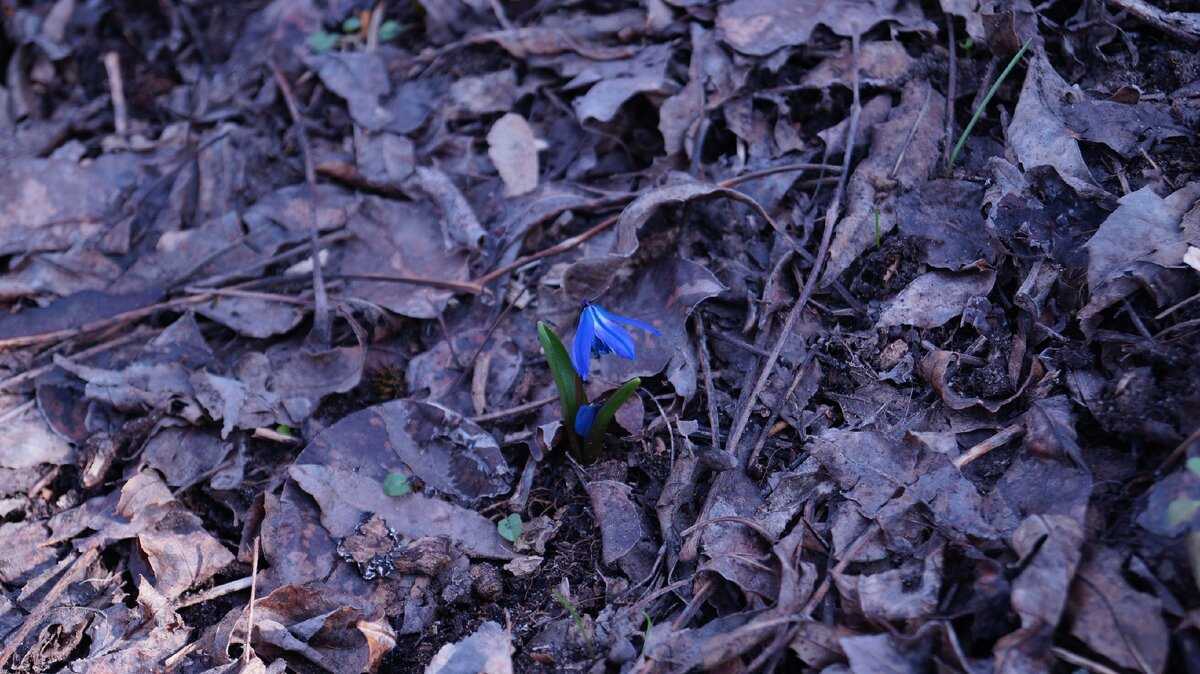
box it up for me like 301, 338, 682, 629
497, 513, 523, 542
553, 589, 594, 657
275, 423, 293, 436
378, 20, 404, 41
946, 37, 1033, 178
383, 472, 412, 496
309, 29, 338, 54
959, 37, 975, 59
873, 208, 882, 251
342, 17, 362, 33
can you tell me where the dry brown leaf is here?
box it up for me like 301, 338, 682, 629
487, 113, 539, 197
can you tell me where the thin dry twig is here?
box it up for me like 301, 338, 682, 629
243, 536, 261, 663
724, 32, 863, 463
268, 60, 332, 349
104, 52, 128, 136
953, 423, 1025, 469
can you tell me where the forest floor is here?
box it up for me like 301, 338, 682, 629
1, 0, 1199, 672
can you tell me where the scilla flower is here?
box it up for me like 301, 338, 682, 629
570, 302, 661, 381
574, 403, 598, 436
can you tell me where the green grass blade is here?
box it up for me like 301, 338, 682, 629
583, 377, 640, 461
537, 322, 578, 420
553, 590, 594, 657
945, 37, 1033, 178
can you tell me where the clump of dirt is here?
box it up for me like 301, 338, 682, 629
849, 235, 927, 300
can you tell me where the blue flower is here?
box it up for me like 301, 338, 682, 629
574, 404, 598, 436
570, 302, 662, 381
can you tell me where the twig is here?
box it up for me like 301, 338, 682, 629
173, 576, 253, 610
943, 17, 957, 169
1051, 647, 1122, 674
470, 395, 559, 423
746, 356, 813, 470
1159, 424, 1200, 474
723, 32, 863, 462
325, 272, 486, 295
0, 399, 35, 425
801, 521, 879, 616
678, 515, 777, 545
268, 60, 332, 349
243, 536, 260, 663
104, 52, 128, 136
1104, 0, 1200, 44
695, 314, 722, 457
719, 162, 843, 188
953, 423, 1025, 469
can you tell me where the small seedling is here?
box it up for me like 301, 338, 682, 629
383, 472, 412, 496
873, 208, 882, 250
945, 37, 1034, 178
378, 20, 404, 41
553, 589, 594, 657
275, 424, 293, 436
959, 37, 975, 59
497, 513, 523, 542
382, 472, 412, 496
309, 30, 338, 54
342, 17, 362, 33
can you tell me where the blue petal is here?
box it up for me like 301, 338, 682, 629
593, 311, 637, 359
571, 310, 596, 381
574, 404, 597, 436
594, 305, 663, 336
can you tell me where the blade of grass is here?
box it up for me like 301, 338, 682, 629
945, 37, 1033, 178
553, 590, 594, 658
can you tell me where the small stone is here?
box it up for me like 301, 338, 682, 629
470, 563, 503, 601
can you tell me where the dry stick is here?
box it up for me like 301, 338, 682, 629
173, 576, 253, 610
0, 545, 100, 669
325, 272, 486, 295
243, 536, 261, 663
745, 356, 812, 470
103, 51, 128, 136
695, 314, 722, 457
953, 423, 1025, 469
470, 394, 559, 423
723, 32, 863, 463
801, 521, 879, 617
1160, 424, 1200, 474
943, 18, 957, 169
269, 60, 332, 349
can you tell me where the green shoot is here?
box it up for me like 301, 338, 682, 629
383, 472, 412, 496
581, 378, 640, 462
553, 589, 594, 657
945, 37, 1033, 178
342, 17, 362, 33
873, 208, 881, 250
378, 20, 404, 41
309, 30, 338, 53
497, 513, 523, 542
641, 611, 653, 657
536, 322, 586, 458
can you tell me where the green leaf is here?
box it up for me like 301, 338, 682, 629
378, 20, 404, 41
309, 30, 338, 53
1187, 457, 1200, 479
275, 424, 293, 436
582, 378, 640, 461
1168, 497, 1200, 529
497, 513, 523, 542
873, 208, 881, 250
383, 472, 412, 496
342, 17, 362, 32
946, 36, 1033, 178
